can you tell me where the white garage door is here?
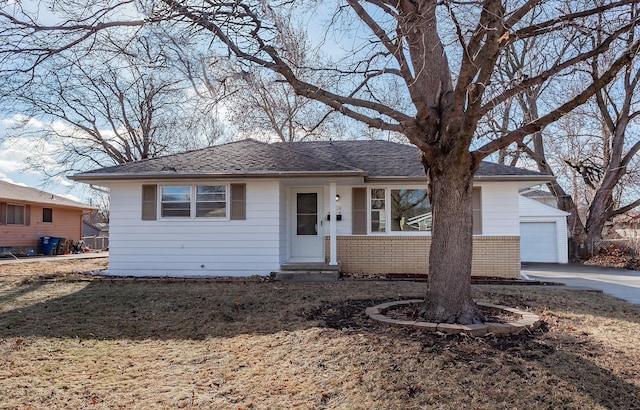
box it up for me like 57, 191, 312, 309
520, 222, 558, 263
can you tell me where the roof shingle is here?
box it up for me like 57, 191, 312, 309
0, 180, 94, 209
71, 139, 549, 181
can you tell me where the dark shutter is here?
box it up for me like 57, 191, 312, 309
0, 202, 5, 224
352, 187, 367, 234
25, 205, 31, 226
141, 185, 157, 220
472, 187, 482, 235
230, 183, 246, 220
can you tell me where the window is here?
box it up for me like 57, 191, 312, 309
7, 204, 25, 225
370, 188, 386, 232
196, 185, 226, 217
391, 189, 431, 231
43, 208, 53, 223
363, 187, 481, 234
160, 185, 227, 218
142, 184, 245, 221
161, 186, 191, 217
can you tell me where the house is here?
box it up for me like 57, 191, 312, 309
519, 195, 569, 264
521, 188, 558, 208
82, 219, 109, 250
0, 180, 96, 255
71, 139, 553, 278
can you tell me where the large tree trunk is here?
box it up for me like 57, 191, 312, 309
420, 152, 484, 324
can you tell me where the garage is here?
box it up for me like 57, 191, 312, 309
520, 222, 558, 263
519, 196, 569, 264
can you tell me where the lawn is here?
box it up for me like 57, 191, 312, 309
1, 258, 639, 409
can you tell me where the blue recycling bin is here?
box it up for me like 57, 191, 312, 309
41, 237, 53, 255
40, 236, 60, 255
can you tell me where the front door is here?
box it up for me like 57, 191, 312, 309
290, 188, 324, 262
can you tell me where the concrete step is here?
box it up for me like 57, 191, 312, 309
272, 270, 340, 282
279, 262, 340, 272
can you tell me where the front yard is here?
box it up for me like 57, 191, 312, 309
1, 259, 639, 409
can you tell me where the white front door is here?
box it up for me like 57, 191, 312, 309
290, 188, 324, 262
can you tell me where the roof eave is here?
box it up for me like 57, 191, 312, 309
70, 170, 369, 183
473, 175, 554, 183
0, 197, 97, 210
366, 175, 553, 183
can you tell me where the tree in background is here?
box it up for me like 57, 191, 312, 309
1, 27, 225, 179
491, 6, 640, 259
1, 0, 639, 323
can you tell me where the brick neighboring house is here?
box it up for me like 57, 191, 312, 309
0, 180, 96, 255
71, 139, 553, 278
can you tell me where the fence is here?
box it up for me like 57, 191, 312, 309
82, 235, 109, 250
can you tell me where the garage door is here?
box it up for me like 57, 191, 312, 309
520, 222, 558, 263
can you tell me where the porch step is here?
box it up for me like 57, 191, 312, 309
274, 262, 341, 282
279, 262, 341, 272
272, 270, 340, 282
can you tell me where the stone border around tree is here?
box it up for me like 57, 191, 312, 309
366, 300, 541, 336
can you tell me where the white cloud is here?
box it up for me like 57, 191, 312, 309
0, 139, 34, 173
1, 113, 44, 129
0, 176, 28, 187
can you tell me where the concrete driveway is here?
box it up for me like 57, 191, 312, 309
522, 262, 640, 305
0, 252, 108, 265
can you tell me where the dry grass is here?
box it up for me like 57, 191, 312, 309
1, 259, 640, 409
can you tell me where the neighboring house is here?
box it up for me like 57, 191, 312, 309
521, 188, 558, 208
519, 195, 569, 264
0, 180, 96, 255
82, 219, 110, 250
71, 139, 552, 278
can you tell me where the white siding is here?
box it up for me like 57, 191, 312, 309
278, 182, 288, 264
477, 182, 521, 236
107, 180, 281, 277
322, 186, 351, 236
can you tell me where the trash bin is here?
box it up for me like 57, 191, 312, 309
55, 238, 66, 255
40, 236, 58, 255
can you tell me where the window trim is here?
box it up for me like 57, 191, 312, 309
367, 186, 430, 236
6, 203, 26, 225
42, 207, 53, 223
159, 184, 230, 220
361, 185, 482, 236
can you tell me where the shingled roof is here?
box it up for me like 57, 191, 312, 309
0, 180, 95, 210
71, 139, 550, 182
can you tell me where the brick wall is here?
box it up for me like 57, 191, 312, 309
325, 236, 520, 278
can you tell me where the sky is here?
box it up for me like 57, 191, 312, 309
0, 116, 91, 204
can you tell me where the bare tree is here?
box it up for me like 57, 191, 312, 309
493, 5, 640, 259
211, 28, 339, 143
1, 0, 639, 323
1, 26, 224, 178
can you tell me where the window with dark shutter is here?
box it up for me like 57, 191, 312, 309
352, 187, 367, 234
230, 183, 246, 220
141, 185, 157, 220
0, 202, 5, 225
472, 187, 482, 235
